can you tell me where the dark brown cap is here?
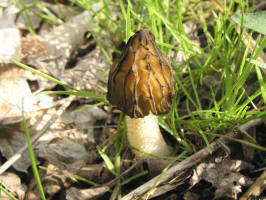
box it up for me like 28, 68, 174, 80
107, 29, 174, 118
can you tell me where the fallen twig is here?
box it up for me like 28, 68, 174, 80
240, 169, 266, 200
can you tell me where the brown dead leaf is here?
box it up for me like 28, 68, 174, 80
0, 64, 56, 125
76, 163, 111, 184
61, 46, 109, 93
0, 65, 34, 125
190, 158, 254, 199
61, 105, 107, 134
26, 162, 59, 200
25, 7, 100, 80
22, 5, 101, 91
0, 128, 33, 173
21, 35, 47, 58
0, 63, 60, 172
0, 172, 26, 200
38, 138, 88, 164
0, 4, 21, 64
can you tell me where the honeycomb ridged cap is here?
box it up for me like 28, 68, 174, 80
107, 29, 174, 118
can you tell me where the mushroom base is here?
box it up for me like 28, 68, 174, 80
126, 113, 172, 158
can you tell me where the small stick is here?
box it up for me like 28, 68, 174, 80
240, 169, 266, 199
0, 96, 75, 175
121, 119, 263, 200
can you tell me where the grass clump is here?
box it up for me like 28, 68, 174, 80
69, 0, 266, 172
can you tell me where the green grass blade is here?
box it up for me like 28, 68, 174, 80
39, 166, 99, 186
22, 103, 46, 200
97, 146, 117, 176
120, 170, 148, 186
12, 60, 79, 91
42, 91, 107, 103
249, 59, 266, 69
254, 65, 266, 104
0, 184, 17, 200
126, 0, 132, 41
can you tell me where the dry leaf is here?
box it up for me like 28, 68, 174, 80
0, 66, 34, 125
38, 138, 88, 164
22, 5, 101, 90
190, 158, 254, 199
0, 172, 26, 200
0, 4, 21, 63
62, 106, 108, 129
0, 65, 55, 125
28, 6, 100, 78
0, 129, 33, 173
62, 46, 109, 93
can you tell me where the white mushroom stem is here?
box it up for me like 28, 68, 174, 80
126, 113, 172, 158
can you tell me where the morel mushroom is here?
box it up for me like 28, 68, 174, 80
107, 29, 174, 157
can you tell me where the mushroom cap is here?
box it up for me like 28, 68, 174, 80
107, 29, 174, 118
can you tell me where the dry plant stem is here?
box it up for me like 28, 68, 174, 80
121, 119, 263, 200
0, 96, 75, 175
148, 183, 180, 199
110, 184, 120, 200
126, 113, 172, 157
240, 169, 266, 200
